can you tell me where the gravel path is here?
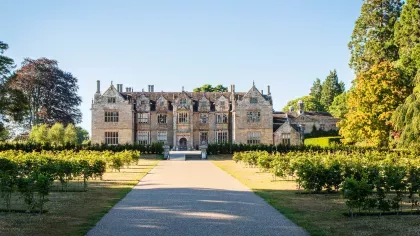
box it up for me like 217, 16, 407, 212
88, 161, 307, 236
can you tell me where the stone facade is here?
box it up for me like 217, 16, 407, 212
91, 81, 274, 149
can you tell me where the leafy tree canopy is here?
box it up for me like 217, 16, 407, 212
76, 126, 89, 145
339, 62, 412, 147
282, 95, 323, 112
320, 70, 345, 109
349, 0, 403, 73
328, 92, 348, 119
193, 84, 228, 92
9, 58, 82, 127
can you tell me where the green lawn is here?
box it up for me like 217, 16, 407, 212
0, 156, 159, 236
211, 155, 420, 236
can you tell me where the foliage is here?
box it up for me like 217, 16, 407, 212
304, 137, 341, 147
348, 0, 402, 73
320, 70, 344, 109
29, 124, 49, 145
76, 126, 89, 145
282, 95, 323, 112
64, 123, 78, 145
0, 150, 141, 212
339, 62, 412, 147
232, 149, 420, 216
9, 58, 82, 127
328, 92, 348, 118
48, 123, 64, 147
193, 84, 228, 92
309, 78, 322, 103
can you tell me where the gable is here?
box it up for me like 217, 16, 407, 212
215, 95, 229, 112
95, 84, 127, 104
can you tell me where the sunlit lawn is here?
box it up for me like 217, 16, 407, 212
0, 155, 160, 236
211, 155, 420, 236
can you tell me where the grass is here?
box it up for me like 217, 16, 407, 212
0, 155, 160, 236
211, 154, 420, 236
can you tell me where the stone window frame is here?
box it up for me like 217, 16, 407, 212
247, 132, 261, 145
247, 111, 261, 123
138, 113, 149, 124
157, 131, 167, 144
178, 112, 189, 124
250, 97, 258, 104
137, 131, 150, 145
320, 124, 325, 130
104, 132, 118, 145
104, 111, 119, 122
200, 113, 208, 124
180, 98, 187, 105
199, 131, 208, 145
281, 133, 291, 146
215, 130, 228, 144
159, 101, 165, 107
216, 113, 228, 124
157, 113, 167, 124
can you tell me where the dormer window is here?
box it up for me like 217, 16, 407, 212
250, 97, 257, 104
200, 101, 207, 107
160, 101, 165, 107
108, 97, 116, 103
220, 101, 225, 106
141, 100, 147, 105
180, 99, 187, 105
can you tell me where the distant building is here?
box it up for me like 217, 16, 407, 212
273, 101, 340, 146
91, 81, 273, 150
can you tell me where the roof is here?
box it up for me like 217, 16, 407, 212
121, 91, 244, 102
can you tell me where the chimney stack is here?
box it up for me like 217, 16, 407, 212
148, 85, 155, 92
96, 80, 100, 94
261, 90, 264, 95
230, 84, 236, 93
267, 85, 271, 95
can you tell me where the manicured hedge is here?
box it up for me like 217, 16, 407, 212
233, 150, 420, 216
304, 136, 342, 147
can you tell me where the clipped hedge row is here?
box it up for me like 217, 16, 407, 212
233, 150, 420, 216
304, 136, 342, 147
0, 150, 140, 213
0, 142, 164, 154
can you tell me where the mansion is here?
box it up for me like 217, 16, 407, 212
91, 81, 339, 149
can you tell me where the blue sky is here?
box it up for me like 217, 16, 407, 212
1, 0, 362, 134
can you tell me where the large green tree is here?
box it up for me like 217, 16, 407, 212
349, 0, 403, 73
193, 84, 228, 92
328, 92, 349, 119
309, 78, 323, 103
391, 0, 420, 148
282, 95, 323, 112
339, 62, 411, 147
9, 58, 82, 127
320, 70, 344, 109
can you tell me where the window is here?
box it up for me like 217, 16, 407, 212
178, 112, 188, 123
200, 132, 208, 145
157, 131, 167, 144
200, 101, 207, 109
250, 97, 258, 104
138, 113, 149, 124
200, 113, 208, 124
282, 133, 291, 145
216, 130, 228, 144
216, 113, 228, 124
108, 97, 116, 103
104, 111, 119, 122
105, 132, 118, 145
247, 132, 261, 145
320, 124, 325, 130
137, 131, 150, 145
247, 111, 261, 123
180, 99, 187, 105
140, 100, 147, 105
160, 101, 165, 107
220, 101, 225, 107
158, 114, 167, 124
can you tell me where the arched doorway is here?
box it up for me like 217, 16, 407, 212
179, 138, 187, 150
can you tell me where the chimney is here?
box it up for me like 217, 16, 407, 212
117, 84, 123, 93
126, 87, 129, 92
96, 80, 100, 94
261, 90, 264, 95
151, 85, 154, 92
289, 106, 294, 112
267, 85, 271, 95
298, 100, 304, 115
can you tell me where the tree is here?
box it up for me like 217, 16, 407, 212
76, 127, 89, 144
394, 0, 420, 80
282, 95, 324, 112
29, 124, 49, 144
48, 123, 64, 147
348, 0, 402, 73
328, 92, 349, 119
309, 78, 322, 103
320, 70, 344, 109
193, 84, 228, 92
9, 58, 82, 127
64, 123, 78, 145
339, 62, 411, 147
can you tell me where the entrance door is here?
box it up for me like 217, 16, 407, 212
179, 138, 187, 150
